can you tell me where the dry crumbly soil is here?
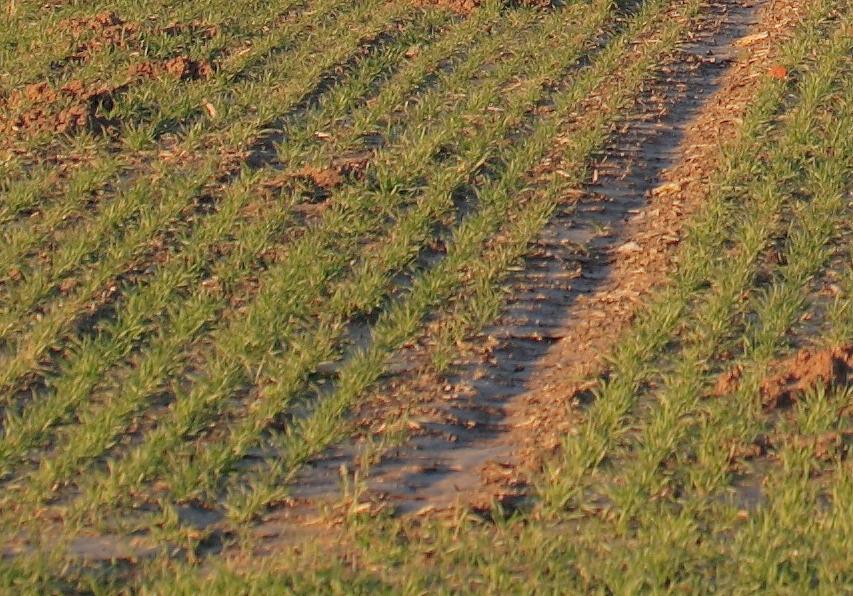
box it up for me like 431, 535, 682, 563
0, 12, 216, 142
714, 343, 853, 408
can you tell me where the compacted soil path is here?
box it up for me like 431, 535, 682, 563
266, 0, 794, 521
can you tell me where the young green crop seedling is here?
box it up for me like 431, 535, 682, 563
0, 0, 849, 591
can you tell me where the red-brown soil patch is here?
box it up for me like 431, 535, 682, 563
58, 12, 217, 65
9, 82, 58, 105
295, 166, 344, 190
304, 156, 370, 186
128, 56, 215, 81
760, 344, 852, 409
59, 11, 141, 63
278, 153, 371, 194
1, 55, 215, 136
727, 434, 771, 463
715, 344, 852, 408
60, 10, 127, 34
714, 364, 744, 397
2, 79, 120, 136
791, 430, 852, 461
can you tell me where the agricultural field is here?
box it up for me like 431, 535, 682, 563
0, 0, 850, 591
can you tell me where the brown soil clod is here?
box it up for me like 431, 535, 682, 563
286, 153, 372, 194
715, 345, 852, 406
60, 10, 126, 34
713, 364, 744, 397
2, 79, 120, 136
128, 56, 215, 81
298, 166, 344, 190
18, 82, 57, 105
479, 460, 528, 497
760, 344, 853, 410
59, 11, 141, 63
57, 12, 215, 67
163, 56, 214, 80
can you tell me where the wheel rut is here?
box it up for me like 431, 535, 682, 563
258, 0, 803, 528
353, 0, 765, 515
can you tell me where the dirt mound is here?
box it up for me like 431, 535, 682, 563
2, 80, 119, 136
60, 10, 126, 33
713, 364, 744, 397
59, 11, 140, 63
9, 82, 57, 105
288, 154, 371, 192
128, 57, 215, 81
761, 344, 852, 409
58, 12, 216, 66
713, 344, 852, 408
789, 430, 853, 461
295, 166, 344, 190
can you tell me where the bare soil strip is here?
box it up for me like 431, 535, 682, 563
267, 0, 820, 519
